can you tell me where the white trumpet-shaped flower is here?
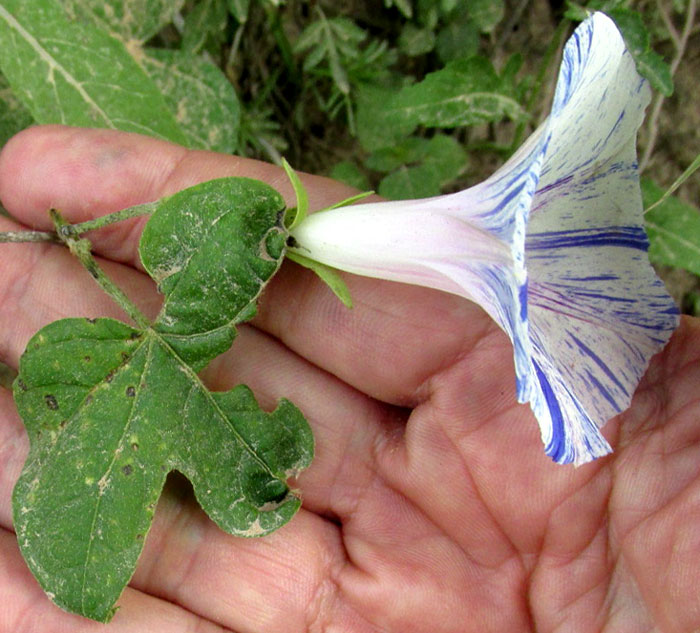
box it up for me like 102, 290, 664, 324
289, 13, 679, 465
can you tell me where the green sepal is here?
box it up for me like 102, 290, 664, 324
282, 158, 309, 230
287, 251, 353, 308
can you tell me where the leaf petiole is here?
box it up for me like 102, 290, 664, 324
70, 201, 158, 234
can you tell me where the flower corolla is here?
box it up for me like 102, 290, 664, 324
289, 13, 680, 465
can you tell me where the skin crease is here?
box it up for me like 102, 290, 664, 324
0, 126, 698, 633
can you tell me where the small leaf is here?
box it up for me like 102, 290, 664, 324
228, 0, 251, 22
398, 24, 436, 57
372, 134, 468, 199
287, 251, 353, 308
141, 48, 241, 154
643, 179, 700, 276
436, 17, 480, 63
379, 164, 441, 199
468, 0, 505, 33
329, 161, 371, 191
182, 0, 229, 55
0, 0, 187, 144
365, 137, 430, 172
384, 0, 413, 18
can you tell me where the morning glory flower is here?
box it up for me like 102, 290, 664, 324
288, 13, 680, 465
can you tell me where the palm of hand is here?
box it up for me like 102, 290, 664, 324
0, 126, 698, 633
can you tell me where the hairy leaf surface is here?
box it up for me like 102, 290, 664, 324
0, 0, 186, 143
61, 0, 185, 43
142, 49, 241, 154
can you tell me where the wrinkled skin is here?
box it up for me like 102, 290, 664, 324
0, 126, 698, 633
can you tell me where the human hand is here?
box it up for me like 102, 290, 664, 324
0, 125, 698, 633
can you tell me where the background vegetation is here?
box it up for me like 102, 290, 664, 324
0, 0, 699, 310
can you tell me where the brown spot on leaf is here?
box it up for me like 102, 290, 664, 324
44, 395, 58, 410
17, 379, 28, 392
126, 386, 136, 397
121, 464, 133, 476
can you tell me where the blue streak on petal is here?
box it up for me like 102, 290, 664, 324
527, 226, 649, 250
532, 359, 566, 462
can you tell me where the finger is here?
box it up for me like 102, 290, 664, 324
0, 528, 232, 633
0, 125, 354, 270
0, 125, 497, 406
0, 379, 384, 633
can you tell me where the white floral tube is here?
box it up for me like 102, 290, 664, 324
289, 13, 680, 465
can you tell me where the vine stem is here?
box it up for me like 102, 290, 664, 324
51, 209, 151, 329
0, 201, 156, 243
0, 230, 60, 243
639, 0, 696, 172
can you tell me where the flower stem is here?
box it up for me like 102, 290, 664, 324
50, 209, 150, 329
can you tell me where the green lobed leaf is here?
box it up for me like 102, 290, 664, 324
467, 0, 505, 33
140, 177, 287, 366
141, 48, 241, 154
13, 177, 313, 622
61, 0, 185, 43
0, 0, 187, 144
643, 178, 700, 276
